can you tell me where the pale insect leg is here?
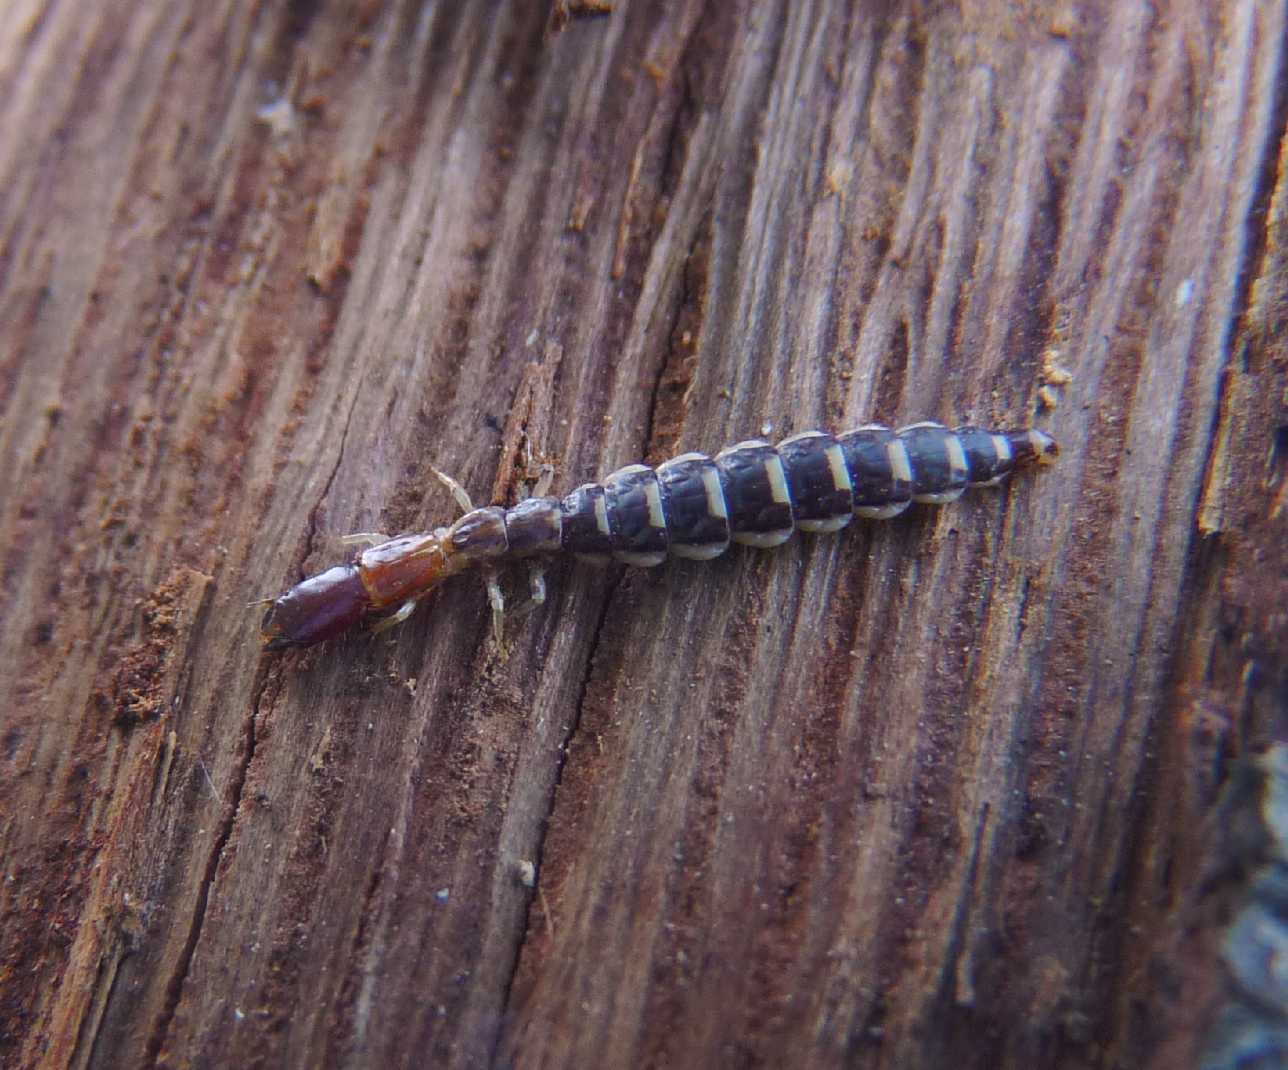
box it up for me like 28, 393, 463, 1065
509, 564, 547, 621
510, 461, 554, 621
483, 568, 506, 645
531, 463, 556, 497
429, 465, 474, 516
341, 532, 390, 548
370, 599, 417, 635
528, 566, 547, 606
349, 464, 470, 548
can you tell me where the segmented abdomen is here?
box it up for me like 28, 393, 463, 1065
465, 423, 1055, 568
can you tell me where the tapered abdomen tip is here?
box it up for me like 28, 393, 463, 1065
1030, 429, 1059, 463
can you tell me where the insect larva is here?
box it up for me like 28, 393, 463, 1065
260, 422, 1057, 650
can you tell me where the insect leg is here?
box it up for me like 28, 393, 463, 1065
483, 568, 505, 645
370, 598, 418, 635
531, 463, 556, 497
527, 565, 547, 606
341, 532, 391, 548
430, 465, 475, 516
509, 564, 548, 621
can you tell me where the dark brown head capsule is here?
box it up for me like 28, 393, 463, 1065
260, 565, 370, 650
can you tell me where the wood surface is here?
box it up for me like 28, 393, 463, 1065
1, 1, 1285, 1067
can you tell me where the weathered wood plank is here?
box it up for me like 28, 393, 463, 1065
0, 1, 1284, 1068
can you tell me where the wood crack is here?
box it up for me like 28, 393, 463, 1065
490, 562, 627, 1065
142, 670, 270, 1064
298, 384, 364, 580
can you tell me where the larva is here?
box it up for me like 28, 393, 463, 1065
260, 421, 1056, 650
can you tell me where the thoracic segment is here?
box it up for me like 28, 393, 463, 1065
451, 423, 1056, 569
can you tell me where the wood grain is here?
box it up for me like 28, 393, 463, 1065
1, 1, 1285, 1067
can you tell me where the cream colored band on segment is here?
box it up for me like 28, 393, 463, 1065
992, 434, 1013, 465
945, 433, 969, 479
765, 454, 791, 505
644, 478, 666, 531
824, 443, 853, 492
887, 441, 913, 484
594, 493, 611, 537
701, 466, 728, 519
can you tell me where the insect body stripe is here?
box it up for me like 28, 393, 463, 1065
559, 484, 614, 560
777, 431, 854, 533
655, 454, 731, 560
953, 428, 1014, 486
897, 423, 970, 504
604, 464, 669, 566
839, 427, 914, 519
714, 440, 795, 548
594, 492, 611, 538
978, 433, 1013, 485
